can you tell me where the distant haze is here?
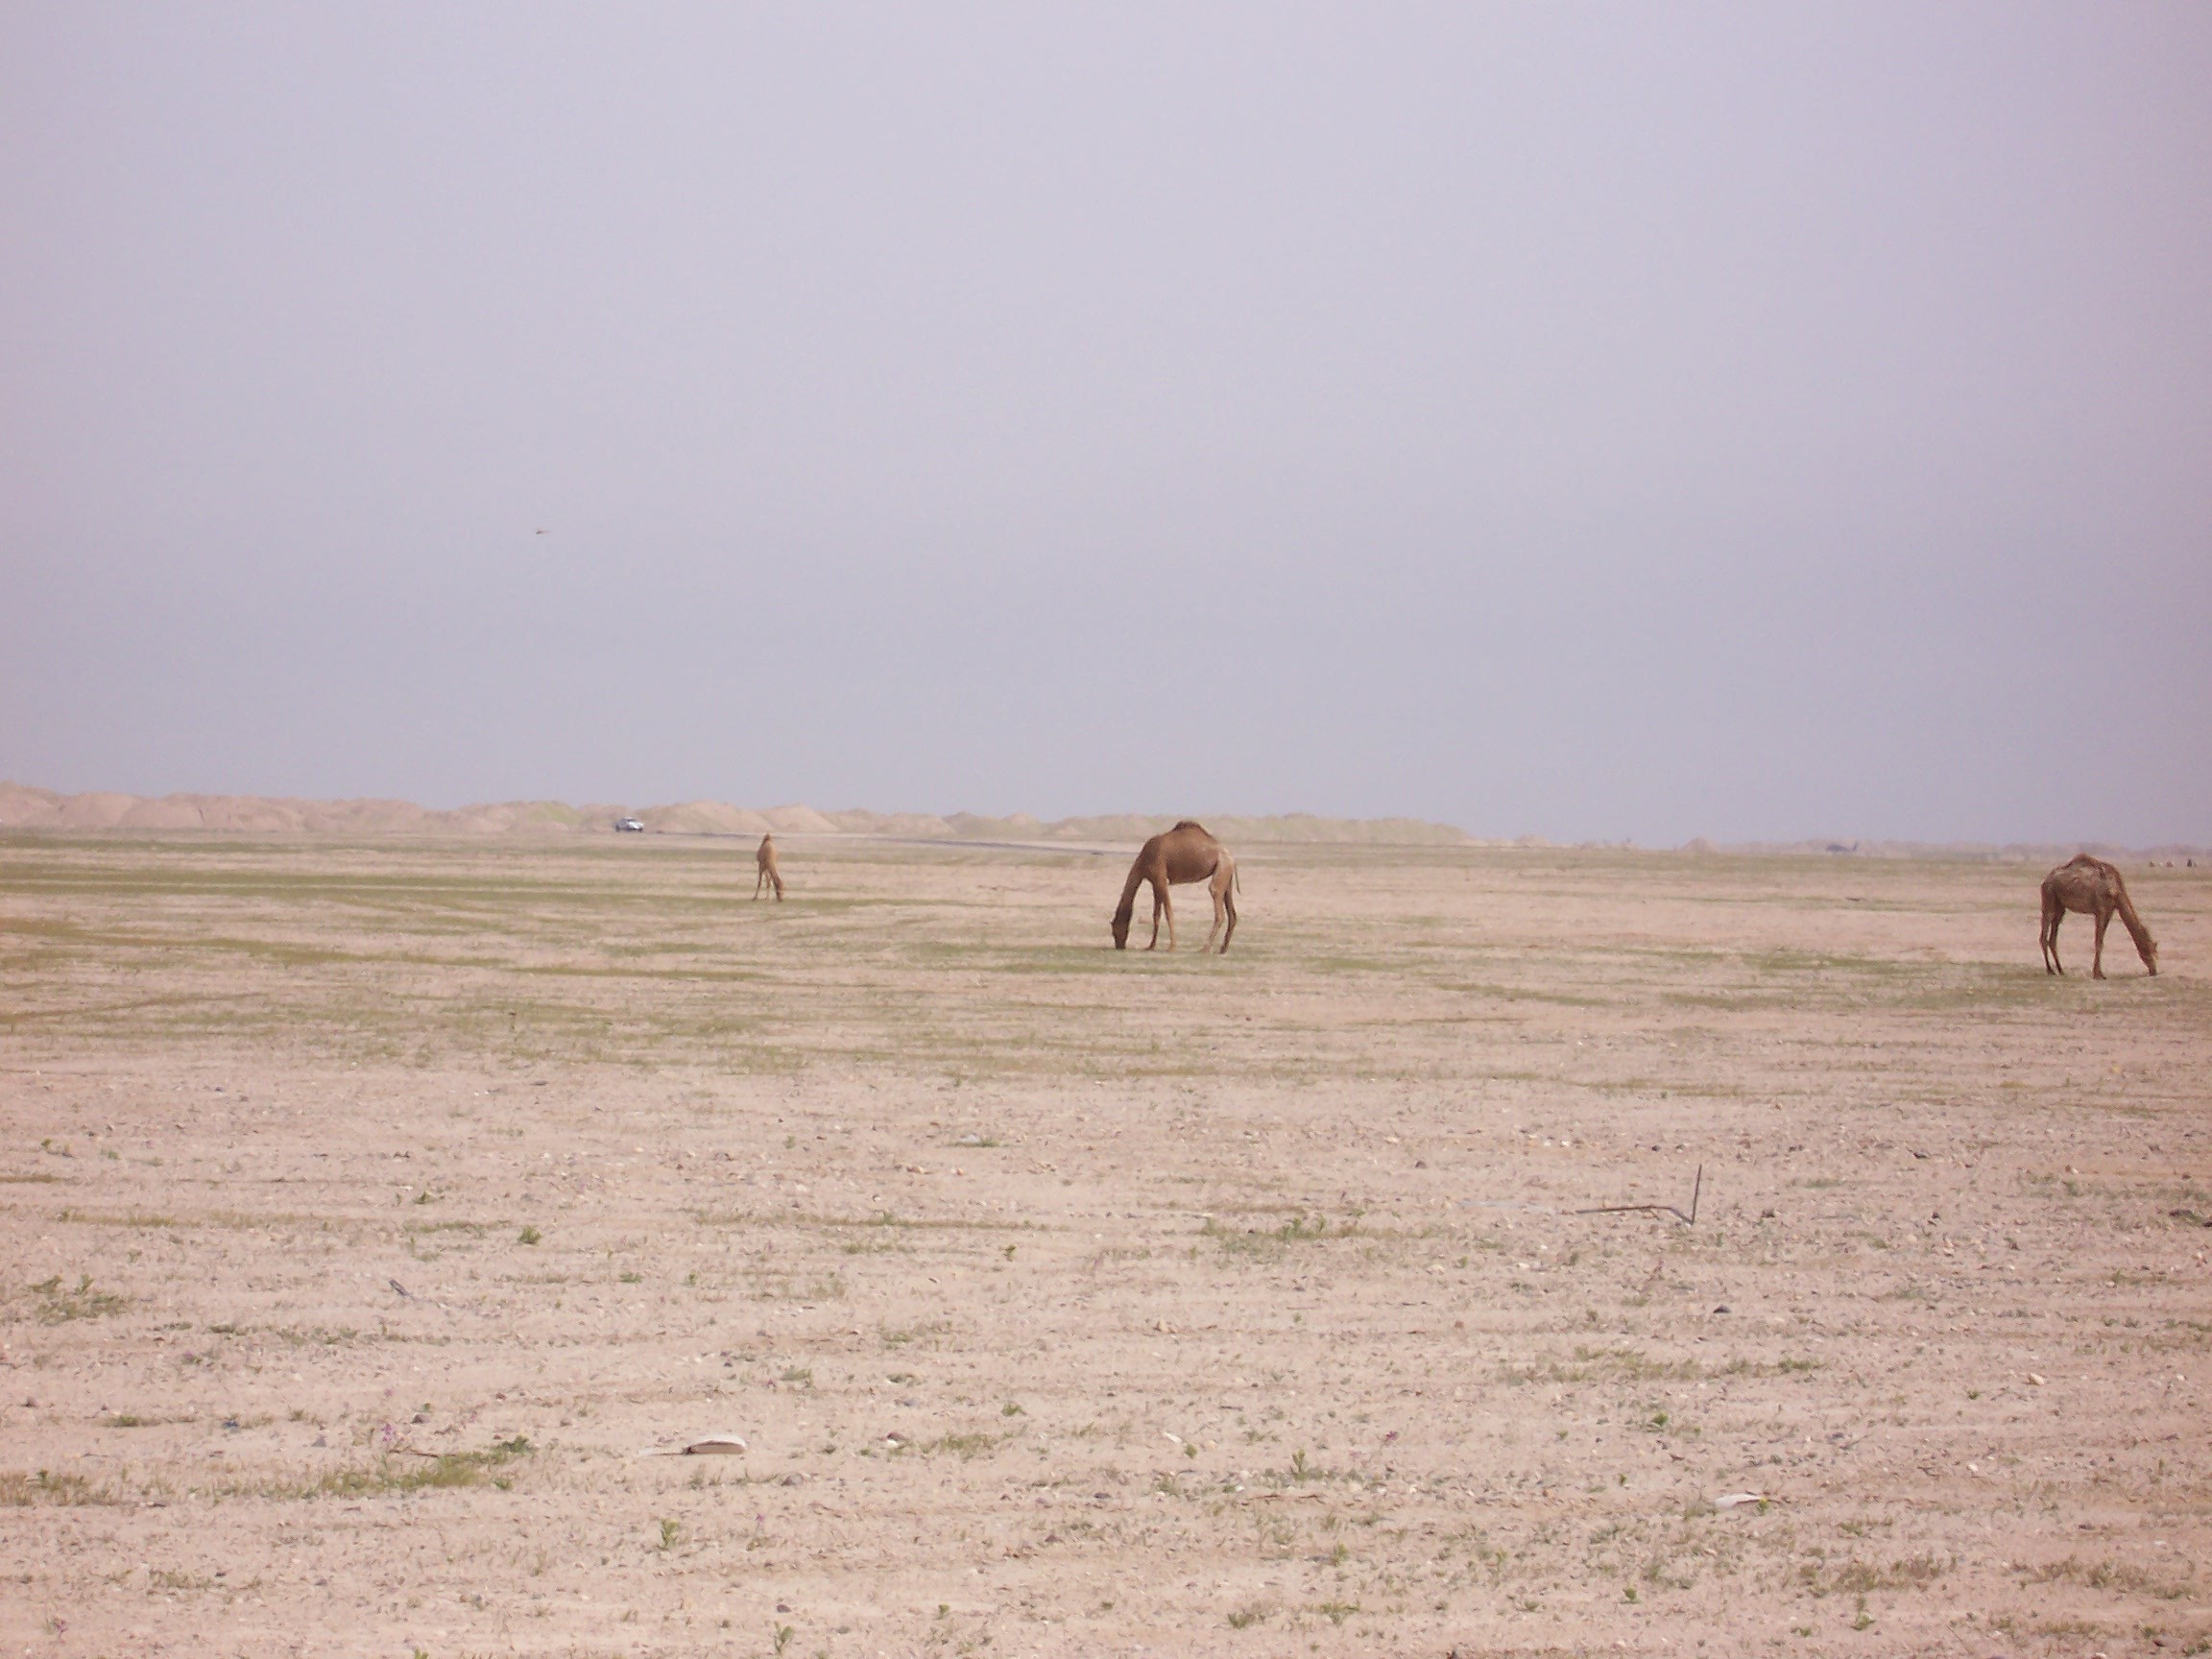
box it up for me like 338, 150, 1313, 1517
4, 6, 2207, 845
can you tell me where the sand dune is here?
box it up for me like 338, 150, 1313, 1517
0, 781, 1475, 846
636, 801, 773, 836
4, 781, 2198, 857
1697, 834, 2209, 862
0, 782, 607, 837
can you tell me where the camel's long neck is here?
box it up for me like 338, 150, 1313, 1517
1114, 861, 1146, 926
2113, 881, 2156, 960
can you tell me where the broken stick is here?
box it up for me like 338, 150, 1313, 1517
1575, 1164, 1701, 1225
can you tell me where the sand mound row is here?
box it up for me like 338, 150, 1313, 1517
1690, 835, 2210, 862
0, 782, 1473, 846
0, 782, 609, 836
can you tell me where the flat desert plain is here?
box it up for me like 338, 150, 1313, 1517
3, 833, 2209, 1659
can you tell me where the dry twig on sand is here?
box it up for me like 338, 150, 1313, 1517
1575, 1165, 1702, 1225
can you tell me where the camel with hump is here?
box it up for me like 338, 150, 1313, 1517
1112, 821, 1238, 953
754, 833, 784, 902
2040, 853, 2156, 978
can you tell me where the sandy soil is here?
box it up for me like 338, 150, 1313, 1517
2, 833, 2207, 1658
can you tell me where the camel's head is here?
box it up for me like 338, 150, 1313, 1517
1111, 901, 1133, 950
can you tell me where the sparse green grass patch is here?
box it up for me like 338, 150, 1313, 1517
28, 1273, 127, 1322
311, 1435, 533, 1499
1204, 1212, 1341, 1260
1801, 1553, 1949, 1597
921, 1432, 998, 1460
2019, 1556, 2197, 1599
0, 1469, 119, 1507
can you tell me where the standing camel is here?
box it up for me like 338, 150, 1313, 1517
2040, 853, 2156, 978
1111, 821, 1238, 953
754, 833, 784, 902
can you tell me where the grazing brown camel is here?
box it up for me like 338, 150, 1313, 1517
754, 832, 784, 902
1111, 821, 1238, 953
2040, 854, 2156, 978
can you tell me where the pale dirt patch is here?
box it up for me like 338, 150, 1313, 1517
1, 835, 2207, 1657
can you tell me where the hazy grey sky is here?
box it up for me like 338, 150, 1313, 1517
4, 5, 2207, 843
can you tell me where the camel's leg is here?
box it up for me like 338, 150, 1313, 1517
2047, 909, 2065, 975
2040, 894, 2056, 974
1205, 886, 1224, 954
1162, 883, 1177, 951
1146, 878, 1166, 950
754, 869, 764, 901
773, 872, 783, 902
2092, 905, 2110, 979
1207, 861, 1237, 953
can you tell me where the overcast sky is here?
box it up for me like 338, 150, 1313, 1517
4, 5, 2207, 843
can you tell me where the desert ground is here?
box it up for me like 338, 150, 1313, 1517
2, 832, 2208, 1659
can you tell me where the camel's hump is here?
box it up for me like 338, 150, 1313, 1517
1171, 819, 1207, 832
